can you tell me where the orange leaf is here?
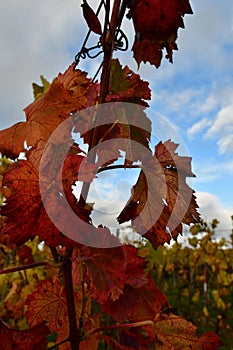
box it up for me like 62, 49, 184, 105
152, 313, 221, 349
0, 64, 98, 161
25, 278, 69, 343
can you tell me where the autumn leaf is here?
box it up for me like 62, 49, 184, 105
0, 64, 98, 160
32, 75, 51, 100
119, 330, 152, 350
0, 320, 50, 350
107, 59, 151, 106
0, 152, 97, 247
26, 278, 69, 343
73, 245, 147, 308
26, 277, 101, 350
102, 335, 135, 350
102, 277, 168, 323
74, 245, 127, 303
118, 140, 200, 248
152, 313, 221, 349
74, 60, 152, 166
127, 0, 193, 67
81, 0, 102, 35
17, 244, 34, 264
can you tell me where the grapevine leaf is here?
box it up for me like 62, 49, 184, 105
127, 0, 193, 67
32, 75, 51, 100
75, 246, 127, 303
74, 61, 152, 166
118, 140, 200, 248
119, 330, 152, 350
81, 0, 102, 35
25, 278, 69, 343
0, 64, 98, 160
152, 313, 221, 349
0, 320, 50, 350
0, 153, 97, 247
198, 332, 221, 350
102, 335, 135, 350
102, 277, 168, 323
73, 245, 146, 304
106, 59, 151, 106
17, 244, 34, 264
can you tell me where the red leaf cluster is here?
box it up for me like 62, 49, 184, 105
0, 60, 154, 248
127, 0, 193, 67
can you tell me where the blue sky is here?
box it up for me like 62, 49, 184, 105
0, 0, 233, 240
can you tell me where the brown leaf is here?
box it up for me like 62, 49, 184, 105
118, 140, 200, 248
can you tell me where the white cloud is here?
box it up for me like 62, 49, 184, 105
205, 104, 233, 154
178, 0, 233, 72
217, 134, 233, 155
196, 191, 233, 236
193, 159, 233, 184
187, 118, 211, 139
206, 105, 233, 136
0, 0, 91, 128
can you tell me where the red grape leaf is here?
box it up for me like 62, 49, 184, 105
74, 62, 152, 167
118, 140, 200, 248
106, 59, 151, 106
26, 278, 69, 343
0, 320, 50, 350
0, 64, 98, 160
120, 330, 152, 350
17, 244, 34, 264
73, 245, 147, 305
198, 332, 221, 350
102, 277, 168, 323
102, 335, 135, 350
75, 246, 127, 303
127, 0, 193, 67
0, 153, 97, 247
152, 313, 221, 349
81, 0, 102, 35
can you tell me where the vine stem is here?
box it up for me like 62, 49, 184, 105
62, 247, 80, 350
79, 0, 122, 207
98, 164, 141, 173
47, 337, 69, 350
85, 320, 154, 338
0, 261, 62, 275
66, 2, 124, 348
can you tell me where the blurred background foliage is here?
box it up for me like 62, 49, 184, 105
139, 218, 233, 349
